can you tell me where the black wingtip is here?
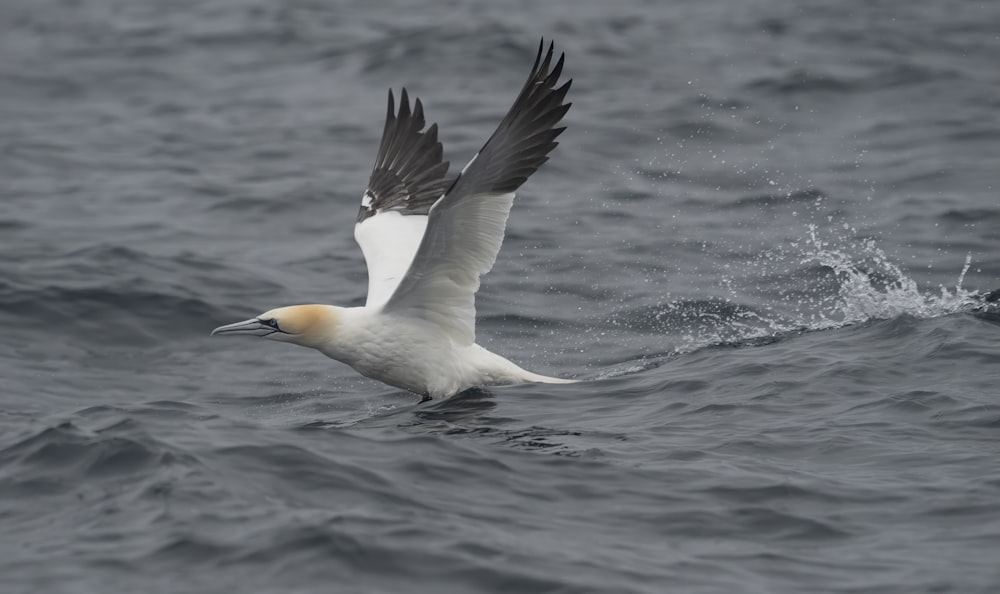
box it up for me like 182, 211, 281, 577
413, 96, 424, 118
532, 38, 547, 73
361, 87, 452, 222
444, 38, 572, 197
398, 88, 412, 120
365, 39, 570, 221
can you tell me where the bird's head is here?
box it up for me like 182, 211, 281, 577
211, 304, 339, 347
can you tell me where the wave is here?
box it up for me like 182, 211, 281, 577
0, 244, 245, 341
745, 63, 960, 97
592, 219, 997, 380
0, 282, 222, 343
0, 419, 182, 492
796, 223, 988, 322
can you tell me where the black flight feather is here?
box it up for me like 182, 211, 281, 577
441, 39, 573, 199
358, 88, 451, 223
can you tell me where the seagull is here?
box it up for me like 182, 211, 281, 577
212, 40, 575, 400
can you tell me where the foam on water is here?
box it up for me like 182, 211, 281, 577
596, 209, 994, 381
798, 223, 982, 322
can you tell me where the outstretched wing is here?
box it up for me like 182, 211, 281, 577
382, 40, 572, 343
354, 89, 451, 307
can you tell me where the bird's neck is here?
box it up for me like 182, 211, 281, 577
294, 305, 371, 360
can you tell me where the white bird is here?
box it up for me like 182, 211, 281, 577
212, 40, 575, 400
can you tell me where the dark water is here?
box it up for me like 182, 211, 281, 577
3, 1, 1000, 592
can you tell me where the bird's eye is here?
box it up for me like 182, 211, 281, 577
262, 318, 280, 329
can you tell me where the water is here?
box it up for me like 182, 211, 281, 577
3, 1, 1000, 592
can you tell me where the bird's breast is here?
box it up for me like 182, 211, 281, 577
312, 312, 461, 395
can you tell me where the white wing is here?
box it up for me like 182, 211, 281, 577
382, 40, 572, 343
355, 209, 428, 307
354, 89, 450, 307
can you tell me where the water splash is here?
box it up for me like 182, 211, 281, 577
799, 223, 981, 324
599, 220, 991, 377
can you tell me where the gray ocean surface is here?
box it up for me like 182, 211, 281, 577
3, 1, 1000, 592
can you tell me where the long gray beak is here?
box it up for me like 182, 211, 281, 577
211, 318, 271, 337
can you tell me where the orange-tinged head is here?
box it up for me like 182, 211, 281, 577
211, 304, 340, 347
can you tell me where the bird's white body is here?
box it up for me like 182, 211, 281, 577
212, 41, 575, 400
304, 306, 568, 398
